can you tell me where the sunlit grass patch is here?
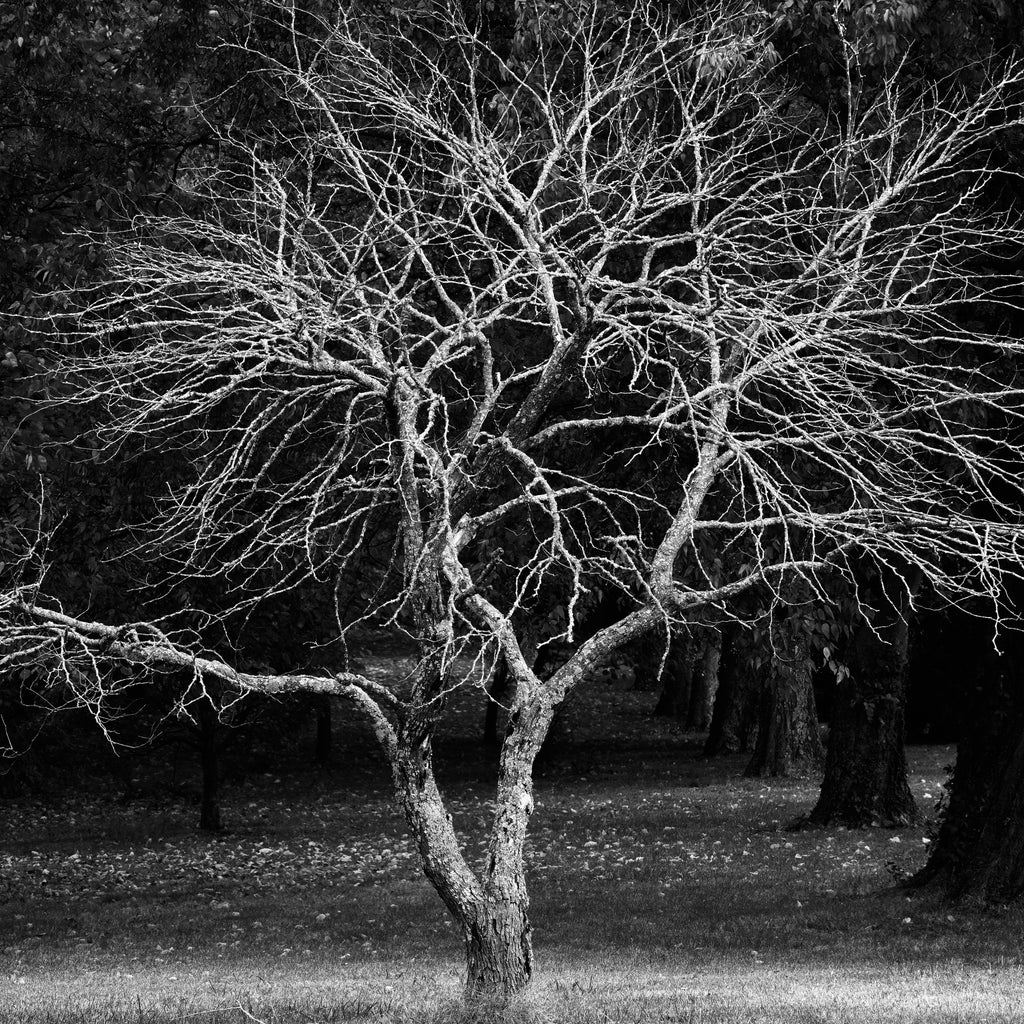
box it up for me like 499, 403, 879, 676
4, 956, 1024, 1023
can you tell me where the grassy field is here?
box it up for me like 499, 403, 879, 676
2, 671, 1022, 1023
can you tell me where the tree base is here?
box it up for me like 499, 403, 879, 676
464, 899, 533, 1004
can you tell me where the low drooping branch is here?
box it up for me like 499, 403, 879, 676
4, 600, 400, 757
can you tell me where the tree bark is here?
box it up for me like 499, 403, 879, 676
464, 892, 532, 997
912, 635, 1024, 903
197, 700, 221, 832
745, 617, 823, 777
394, 673, 556, 1002
807, 603, 916, 827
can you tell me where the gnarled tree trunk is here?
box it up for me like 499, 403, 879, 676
465, 893, 532, 997
808, 601, 916, 827
395, 673, 555, 1002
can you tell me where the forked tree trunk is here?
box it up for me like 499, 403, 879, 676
808, 605, 916, 827
745, 619, 823, 777
912, 638, 1024, 903
393, 685, 555, 1002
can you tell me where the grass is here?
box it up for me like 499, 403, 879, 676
2, 670, 1022, 1023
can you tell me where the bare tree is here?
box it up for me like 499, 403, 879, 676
4, 1, 1024, 1001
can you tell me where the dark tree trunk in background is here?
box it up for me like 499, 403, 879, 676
484, 660, 515, 748
912, 632, 1024, 903
745, 617, 823, 777
314, 695, 332, 765
705, 624, 758, 756
652, 630, 694, 717
631, 637, 662, 691
808, 597, 916, 827
486, 645, 564, 768
533, 644, 566, 773
197, 700, 222, 832
686, 629, 721, 731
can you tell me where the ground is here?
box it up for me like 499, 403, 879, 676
1, 664, 1022, 1023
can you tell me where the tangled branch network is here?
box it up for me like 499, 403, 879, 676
4, 0, 1024, 725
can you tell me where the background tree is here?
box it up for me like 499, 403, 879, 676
744, 606, 824, 778
912, 620, 1024, 903
4, 0, 1024, 1002
807, 561, 918, 826
704, 621, 760, 757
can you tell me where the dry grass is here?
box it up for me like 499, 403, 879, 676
2, 676, 1022, 1022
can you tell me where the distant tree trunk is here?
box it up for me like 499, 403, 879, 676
105, 724, 138, 802
807, 599, 916, 827
631, 644, 659, 691
197, 700, 221, 832
533, 644, 565, 773
314, 695, 332, 765
912, 635, 1024, 903
484, 660, 512, 749
704, 624, 758, 756
745, 617, 823, 777
686, 629, 721, 731
486, 644, 563, 769
652, 630, 693, 717
635, 626, 669, 693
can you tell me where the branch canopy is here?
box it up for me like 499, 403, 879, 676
4, 0, 1024, 730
